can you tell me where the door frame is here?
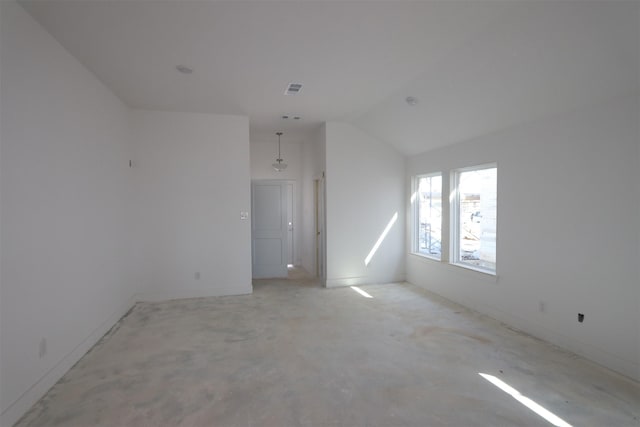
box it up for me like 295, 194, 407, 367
285, 181, 296, 267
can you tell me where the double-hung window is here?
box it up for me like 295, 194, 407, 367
452, 164, 497, 273
413, 174, 442, 259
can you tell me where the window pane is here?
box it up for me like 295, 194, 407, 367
457, 167, 496, 271
417, 175, 442, 258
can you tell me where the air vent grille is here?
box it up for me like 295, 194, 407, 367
285, 83, 303, 95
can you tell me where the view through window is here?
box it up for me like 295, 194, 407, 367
455, 166, 497, 272
415, 174, 442, 259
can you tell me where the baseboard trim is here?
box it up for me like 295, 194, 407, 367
408, 280, 640, 383
134, 284, 253, 302
325, 275, 405, 288
482, 304, 640, 383
0, 296, 137, 427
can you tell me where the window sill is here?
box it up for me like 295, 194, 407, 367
410, 252, 442, 262
450, 262, 497, 277
407, 253, 499, 283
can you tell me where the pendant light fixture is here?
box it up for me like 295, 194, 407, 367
272, 132, 287, 172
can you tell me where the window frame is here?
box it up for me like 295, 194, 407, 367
412, 172, 443, 261
450, 163, 497, 275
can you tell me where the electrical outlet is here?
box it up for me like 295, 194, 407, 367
39, 338, 47, 359
194, 272, 200, 280
240, 211, 249, 220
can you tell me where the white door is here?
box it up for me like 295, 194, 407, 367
252, 181, 288, 278
287, 182, 294, 266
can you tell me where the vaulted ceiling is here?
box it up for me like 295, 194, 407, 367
21, 0, 639, 155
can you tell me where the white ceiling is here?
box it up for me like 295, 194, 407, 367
20, 0, 639, 155
356, 1, 640, 155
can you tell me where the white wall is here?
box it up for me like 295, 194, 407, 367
0, 2, 134, 425
325, 122, 405, 287
131, 110, 252, 301
406, 94, 640, 381
0, 2, 4, 421
249, 138, 303, 266
300, 126, 326, 277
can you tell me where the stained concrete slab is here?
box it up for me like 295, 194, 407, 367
15, 270, 640, 426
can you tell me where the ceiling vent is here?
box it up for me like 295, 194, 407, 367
285, 83, 303, 95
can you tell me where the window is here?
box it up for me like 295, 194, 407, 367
452, 165, 497, 272
413, 174, 442, 259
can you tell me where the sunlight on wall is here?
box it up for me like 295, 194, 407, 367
364, 212, 398, 266
479, 373, 572, 427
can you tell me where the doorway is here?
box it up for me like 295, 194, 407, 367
314, 176, 326, 282
251, 180, 296, 279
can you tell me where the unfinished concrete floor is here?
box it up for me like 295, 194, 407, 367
16, 270, 640, 426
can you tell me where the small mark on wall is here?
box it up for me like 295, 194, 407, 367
39, 338, 47, 358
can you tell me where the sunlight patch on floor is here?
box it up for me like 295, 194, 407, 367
479, 373, 572, 427
350, 286, 373, 298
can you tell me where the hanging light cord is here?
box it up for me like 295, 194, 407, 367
272, 132, 287, 171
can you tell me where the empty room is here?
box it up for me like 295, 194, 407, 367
1, 0, 639, 426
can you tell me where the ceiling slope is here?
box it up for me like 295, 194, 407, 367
20, 1, 639, 153
354, 1, 640, 155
